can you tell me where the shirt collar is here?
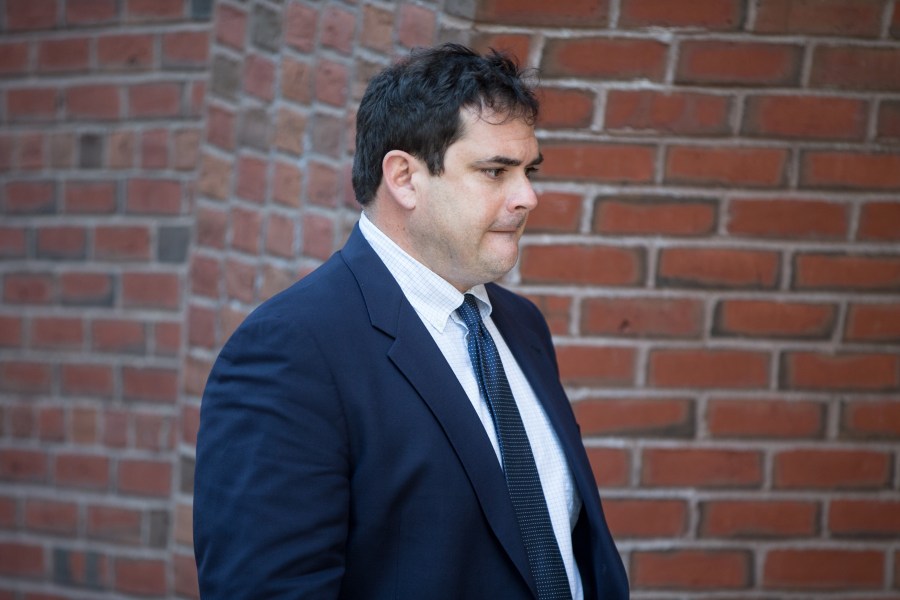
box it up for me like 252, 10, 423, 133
358, 212, 493, 332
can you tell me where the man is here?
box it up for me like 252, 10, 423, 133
193, 44, 628, 599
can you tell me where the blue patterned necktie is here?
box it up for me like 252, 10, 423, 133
457, 294, 572, 600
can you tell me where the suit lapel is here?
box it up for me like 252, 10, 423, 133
339, 226, 536, 596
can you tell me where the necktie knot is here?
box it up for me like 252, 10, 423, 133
456, 294, 482, 331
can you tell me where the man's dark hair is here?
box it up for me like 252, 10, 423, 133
352, 43, 539, 206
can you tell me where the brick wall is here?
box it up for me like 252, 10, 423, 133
2, 0, 899, 598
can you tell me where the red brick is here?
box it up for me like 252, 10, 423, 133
858, 201, 900, 241
122, 366, 178, 403
232, 206, 262, 254
842, 399, 900, 439
700, 499, 818, 538
174, 552, 199, 599
0, 42, 29, 74
554, 346, 635, 387
537, 88, 595, 129
0, 496, 15, 527
125, 0, 183, 21
126, 178, 182, 214
830, 500, 900, 537
715, 299, 837, 339
708, 398, 824, 438
621, 0, 742, 28
811, 46, 900, 91
748, 93, 869, 141
154, 321, 181, 356
115, 557, 167, 596
525, 294, 572, 335
36, 226, 86, 259
471, 33, 531, 65
520, 245, 644, 286
273, 160, 302, 207
122, 272, 180, 309
528, 192, 581, 233
94, 226, 151, 261
188, 303, 216, 348
91, 319, 146, 354
359, 5, 391, 52
795, 253, 900, 292
801, 151, 900, 190
666, 146, 787, 187
677, 41, 802, 85
181, 404, 200, 446
32, 317, 83, 350
236, 155, 267, 203
140, 128, 168, 169
107, 129, 135, 168
320, 5, 355, 54
162, 30, 209, 67
64, 180, 116, 214
191, 253, 221, 299
243, 54, 275, 101
0, 449, 48, 482
282, 57, 313, 105
4, 272, 54, 305
307, 161, 339, 207
128, 82, 181, 118
87, 505, 142, 544
39, 407, 65, 442
66, 84, 121, 120
756, 0, 884, 36
66, 0, 117, 25
274, 108, 306, 156
117, 459, 171, 497
397, 4, 436, 49
585, 447, 630, 487
0, 316, 23, 346
604, 499, 687, 538
593, 197, 716, 236
103, 409, 128, 449
877, 100, 900, 141
642, 448, 762, 487
301, 214, 334, 260
285, 2, 317, 53
775, 449, 891, 489
215, 3, 246, 50
196, 207, 227, 251
5, 0, 57, 31
466, 0, 609, 26
60, 272, 112, 305
134, 412, 174, 451
764, 549, 883, 589
582, 297, 703, 338
845, 303, 900, 342
55, 453, 109, 489
783, 351, 899, 391
6, 88, 57, 121
0, 228, 26, 259
61, 363, 113, 397
0, 542, 44, 578
18, 132, 45, 170
315, 59, 349, 107
266, 213, 295, 259
574, 397, 693, 436
0, 360, 52, 394
71, 406, 98, 444
605, 90, 731, 136
632, 550, 751, 589
538, 140, 655, 184
658, 248, 780, 289
649, 349, 770, 389
542, 38, 667, 80
37, 38, 90, 72
4, 180, 55, 214
728, 197, 847, 239
24, 499, 77, 535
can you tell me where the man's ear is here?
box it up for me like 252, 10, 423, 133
381, 150, 421, 210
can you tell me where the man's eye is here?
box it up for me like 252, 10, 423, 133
483, 168, 504, 179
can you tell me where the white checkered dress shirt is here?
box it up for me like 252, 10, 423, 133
359, 213, 584, 599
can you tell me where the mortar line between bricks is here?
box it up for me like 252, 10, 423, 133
880, 0, 897, 39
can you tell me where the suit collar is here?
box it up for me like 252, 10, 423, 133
339, 225, 537, 595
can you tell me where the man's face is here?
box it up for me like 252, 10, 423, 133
406, 109, 541, 292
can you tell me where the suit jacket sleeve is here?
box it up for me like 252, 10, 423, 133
193, 312, 350, 599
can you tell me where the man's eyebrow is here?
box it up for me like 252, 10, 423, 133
472, 153, 544, 167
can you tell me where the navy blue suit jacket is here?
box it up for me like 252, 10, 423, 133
193, 225, 628, 598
